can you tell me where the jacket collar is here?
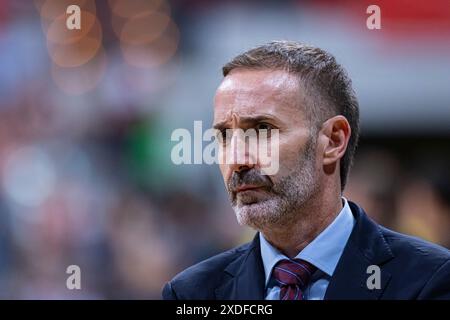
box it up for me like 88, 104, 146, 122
324, 201, 394, 299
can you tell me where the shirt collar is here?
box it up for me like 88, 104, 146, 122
259, 197, 355, 285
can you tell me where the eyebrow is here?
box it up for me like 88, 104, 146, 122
212, 114, 281, 130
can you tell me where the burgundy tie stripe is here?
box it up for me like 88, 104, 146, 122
272, 259, 317, 300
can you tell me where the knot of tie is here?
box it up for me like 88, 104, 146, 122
272, 259, 317, 300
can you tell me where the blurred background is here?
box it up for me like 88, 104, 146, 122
0, 0, 449, 299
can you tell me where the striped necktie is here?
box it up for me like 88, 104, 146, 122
272, 259, 317, 300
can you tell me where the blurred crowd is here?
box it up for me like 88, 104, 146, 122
0, 0, 449, 298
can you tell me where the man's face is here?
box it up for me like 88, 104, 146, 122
213, 69, 321, 230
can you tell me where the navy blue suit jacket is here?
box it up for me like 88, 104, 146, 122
162, 201, 450, 300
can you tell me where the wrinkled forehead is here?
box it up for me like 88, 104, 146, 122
213, 69, 306, 124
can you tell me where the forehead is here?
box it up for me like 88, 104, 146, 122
213, 69, 305, 123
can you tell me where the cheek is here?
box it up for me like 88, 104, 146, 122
263, 141, 297, 184
277, 138, 303, 169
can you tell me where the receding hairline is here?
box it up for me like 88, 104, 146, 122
221, 64, 336, 120
217, 67, 315, 115
219, 67, 306, 91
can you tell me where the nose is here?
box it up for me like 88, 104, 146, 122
224, 129, 258, 174
229, 163, 254, 175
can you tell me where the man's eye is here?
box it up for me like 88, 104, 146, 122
256, 123, 273, 131
216, 129, 229, 142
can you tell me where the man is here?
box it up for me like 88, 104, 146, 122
162, 41, 450, 300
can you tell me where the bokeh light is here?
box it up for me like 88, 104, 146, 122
120, 20, 179, 68
36, 0, 105, 94
120, 12, 171, 45
2, 146, 56, 208
46, 11, 102, 67
108, 0, 169, 19
109, 0, 178, 69
51, 47, 107, 95
37, 0, 96, 34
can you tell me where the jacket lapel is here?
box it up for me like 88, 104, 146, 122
215, 234, 266, 300
324, 201, 394, 300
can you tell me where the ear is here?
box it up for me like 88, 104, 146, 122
320, 115, 351, 166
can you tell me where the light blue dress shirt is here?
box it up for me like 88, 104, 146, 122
260, 198, 355, 300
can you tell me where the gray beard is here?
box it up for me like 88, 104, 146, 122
230, 136, 318, 231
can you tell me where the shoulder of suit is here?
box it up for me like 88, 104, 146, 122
380, 225, 450, 266
168, 240, 253, 290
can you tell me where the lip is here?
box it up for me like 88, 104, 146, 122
235, 185, 265, 193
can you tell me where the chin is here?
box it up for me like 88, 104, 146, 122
233, 198, 281, 230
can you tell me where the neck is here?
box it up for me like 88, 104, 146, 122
260, 192, 343, 258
